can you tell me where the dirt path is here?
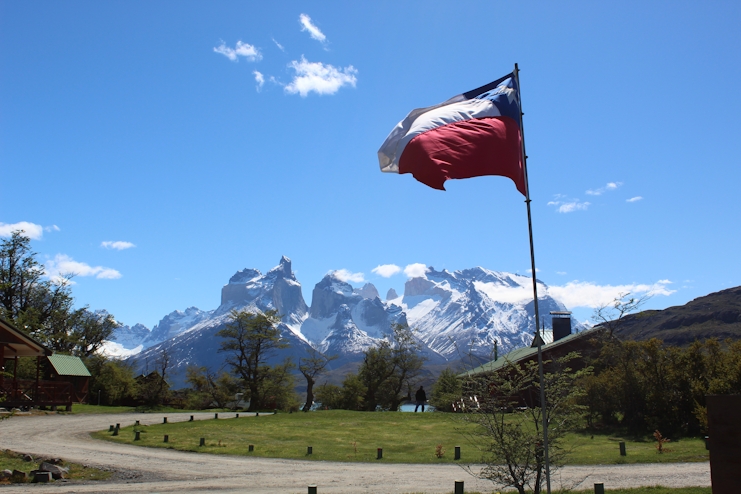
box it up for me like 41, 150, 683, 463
0, 412, 710, 493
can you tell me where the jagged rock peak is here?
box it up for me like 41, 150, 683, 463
404, 277, 437, 297
268, 255, 293, 278
386, 288, 399, 300
355, 283, 380, 300
229, 268, 262, 284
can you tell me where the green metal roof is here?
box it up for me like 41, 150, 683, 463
47, 354, 91, 377
460, 329, 595, 377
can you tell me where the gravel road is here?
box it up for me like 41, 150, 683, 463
0, 412, 710, 493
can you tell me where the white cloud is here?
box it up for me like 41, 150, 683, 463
45, 225, 60, 232
404, 263, 428, 278
586, 181, 623, 196
214, 40, 262, 62
101, 241, 135, 250
0, 221, 44, 239
332, 269, 365, 283
285, 57, 357, 97
372, 264, 402, 278
253, 71, 265, 90
272, 38, 285, 52
626, 196, 643, 203
526, 268, 541, 274
474, 282, 538, 305
44, 254, 122, 282
546, 280, 675, 309
547, 199, 590, 213
299, 14, 326, 43
556, 271, 567, 275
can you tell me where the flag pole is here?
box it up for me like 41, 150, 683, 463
514, 63, 551, 494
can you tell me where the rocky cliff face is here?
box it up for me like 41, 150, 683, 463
300, 273, 408, 355
220, 256, 308, 328
354, 283, 380, 300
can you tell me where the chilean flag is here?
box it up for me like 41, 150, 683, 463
378, 73, 526, 196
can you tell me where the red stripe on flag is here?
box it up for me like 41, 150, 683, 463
398, 117, 525, 195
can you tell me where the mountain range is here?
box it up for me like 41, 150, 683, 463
109, 256, 576, 387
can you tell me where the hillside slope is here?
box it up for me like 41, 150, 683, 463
613, 286, 741, 345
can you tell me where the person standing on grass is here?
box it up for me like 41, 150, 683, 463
414, 385, 427, 412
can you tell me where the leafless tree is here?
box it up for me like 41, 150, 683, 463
592, 292, 651, 337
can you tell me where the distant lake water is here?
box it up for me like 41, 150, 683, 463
398, 404, 436, 412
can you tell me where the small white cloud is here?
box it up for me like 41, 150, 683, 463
404, 263, 428, 279
285, 57, 357, 97
372, 264, 402, 278
44, 225, 60, 232
0, 221, 44, 239
547, 279, 675, 309
253, 71, 265, 90
332, 269, 365, 283
101, 241, 135, 250
299, 14, 326, 43
586, 181, 623, 196
526, 268, 541, 274
44, 254, 122, 282
272, 38, 285, 52
548, 199, 590, 213
626, 196, 643, 203
214, 40, 262, 62
556, 271, 567, 275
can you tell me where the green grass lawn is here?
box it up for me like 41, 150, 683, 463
0, 450, 111, 484
565, 431, 709, 464
92, 410, 710, 465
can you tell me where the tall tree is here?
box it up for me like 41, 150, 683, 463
0, 231, 72, 336
299, 347, 337, 411
137, 348, 172, 407
429, 367, 463, 412
385, 323, 426, 411
1, 232, 117, 355
217, 309, 288, 411
355, 323, 426, 411
186, 366, 241, 409
358, 341, 397, 411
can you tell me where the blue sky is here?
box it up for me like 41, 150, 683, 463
2, 1, 740, 328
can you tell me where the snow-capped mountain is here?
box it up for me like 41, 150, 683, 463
141, 307, 213, 348
299, 273, 413, 363
219, 255, 308, 332
394, 266, 575, 359
110, 322, 150, 349
116, 257, 580, 387
130, 256, 314, 387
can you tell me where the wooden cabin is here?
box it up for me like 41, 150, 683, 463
0, 318, 87, 411
46, 354, 91, 404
